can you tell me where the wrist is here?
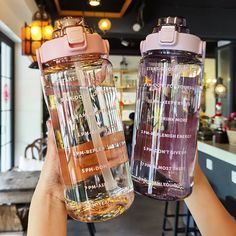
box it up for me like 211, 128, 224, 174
34, 177, 65, 205
32, 188, 67, 215
28, 181, 67, 236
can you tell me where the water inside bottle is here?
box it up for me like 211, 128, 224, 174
43, 58, 134, 221
131, 58, 202, 200
65, 162, 134, 222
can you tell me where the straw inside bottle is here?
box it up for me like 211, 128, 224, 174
75, 62, 118, 192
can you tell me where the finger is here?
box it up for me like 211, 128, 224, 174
46, 121, 57, 158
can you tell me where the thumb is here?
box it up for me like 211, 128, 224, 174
46, 120, 57, 159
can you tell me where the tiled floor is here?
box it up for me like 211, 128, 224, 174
67, 194, 185, 236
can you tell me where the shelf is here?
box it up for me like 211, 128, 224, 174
123, 103, 135, 106
113, 69, 138, 74
113, 69, 138, 121
122, 120, 133, 124
116, 86, 137, 89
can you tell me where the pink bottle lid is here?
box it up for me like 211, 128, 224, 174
140, 17, 205, 57
36, 24, 109, 65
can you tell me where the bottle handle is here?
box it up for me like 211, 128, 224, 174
65, 26, 87, 51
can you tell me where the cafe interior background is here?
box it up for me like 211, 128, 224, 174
0, 0, 236, 235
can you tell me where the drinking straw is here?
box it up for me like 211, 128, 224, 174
75, 62, 118, 192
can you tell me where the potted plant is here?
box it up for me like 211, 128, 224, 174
226, 112, 236, 146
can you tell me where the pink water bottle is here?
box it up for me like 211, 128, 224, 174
131, 17, 205, 200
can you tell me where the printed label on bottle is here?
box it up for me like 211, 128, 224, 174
57, 131, 128, 185
133, 72, 200, 171
135, 176, 184, 190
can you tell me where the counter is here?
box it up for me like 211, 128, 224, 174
198, 141, 236, 166
197, 140, 236, 209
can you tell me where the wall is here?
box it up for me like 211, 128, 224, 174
0, 0, 36, 39
204, 58, 216, 117
0, 0, 42, 166
14, 44, 42, 165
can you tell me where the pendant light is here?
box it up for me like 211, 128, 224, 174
21, 5, 53, 69
215, 77, 227, 97
98, 18, 111, 31
89, 0, 101, 7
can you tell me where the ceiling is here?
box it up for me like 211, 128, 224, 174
53, 0, 132, 17
35, 0, 236, 56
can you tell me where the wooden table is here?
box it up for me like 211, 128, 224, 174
0, 171, 40, 232
0, 171, 40, 205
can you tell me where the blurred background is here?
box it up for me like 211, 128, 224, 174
0, 0, 236, 235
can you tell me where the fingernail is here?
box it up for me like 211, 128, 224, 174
46, 120, 51, 129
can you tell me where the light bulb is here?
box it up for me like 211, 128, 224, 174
206, 78, 212, 84
43, 25, 53, 40
31, 25, 42, 40
98, 18, 111, 31
212, 78, 217, 84
132, 23, 141, 32
215, 84, 227, 97
121, 40, 129, 47
89, 0, 100, 6
102, 21, 108, 27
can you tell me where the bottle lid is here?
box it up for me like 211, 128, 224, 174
36, 17, 109, 65
140, 16, 205, 56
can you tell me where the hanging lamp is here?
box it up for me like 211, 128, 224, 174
98, 18, 111, 31
21, 5, 53, 69
89, 0, 101, 7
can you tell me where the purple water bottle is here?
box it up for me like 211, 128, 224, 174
130, 17, 206, 200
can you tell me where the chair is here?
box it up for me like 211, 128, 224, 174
162, 201, 200, 236
24, 138, 47, 161
87, 223, 96, 236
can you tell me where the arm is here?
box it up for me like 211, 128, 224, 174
27, 186, 67, 236
185, 162, 236, 236
27, 121, 67, 236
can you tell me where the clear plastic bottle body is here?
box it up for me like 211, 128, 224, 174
41, 54, 134, 222
131, 50, 203, 200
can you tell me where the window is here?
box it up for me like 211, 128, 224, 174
0, 31, 14, 172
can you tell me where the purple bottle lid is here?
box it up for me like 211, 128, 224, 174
140, 16, 205, 56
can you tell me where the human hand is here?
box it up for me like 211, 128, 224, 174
35, 120, 64, 203
28, 121, 67, 236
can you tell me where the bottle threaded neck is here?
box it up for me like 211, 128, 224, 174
53, 17, 92, 38
153, 16, 190, 33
